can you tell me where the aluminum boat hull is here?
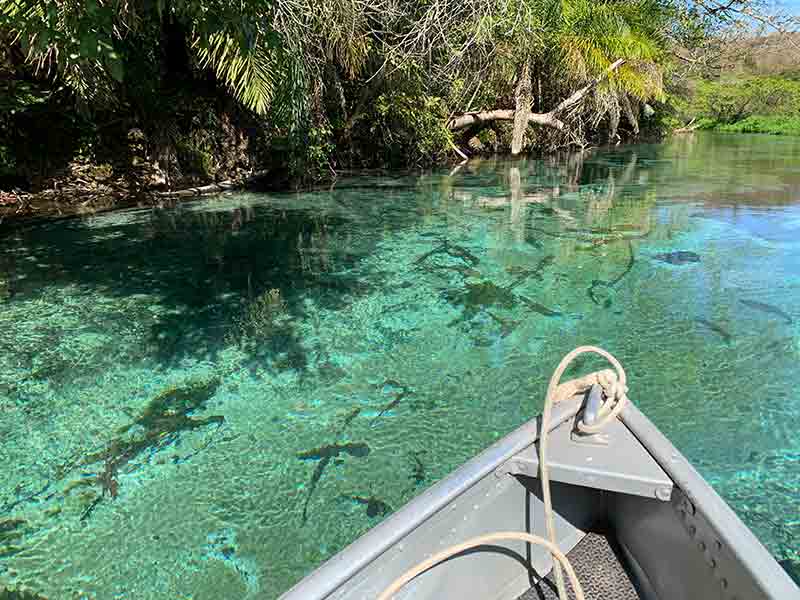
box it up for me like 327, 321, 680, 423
282, 395, 799, 600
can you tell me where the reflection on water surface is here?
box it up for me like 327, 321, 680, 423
0, 133, 798, 598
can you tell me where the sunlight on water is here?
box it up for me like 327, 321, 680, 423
0, 133, 798, 598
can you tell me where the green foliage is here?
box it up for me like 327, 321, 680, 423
303, 122, 336, 179
0, 0, 733, 189
194, 32, 279, 116
176, 139, 217, 179
367, 92, 451, 167
676, 74, 800, 137
716, 116, 800, 136
556, 0, 666, 99
691, 77, 800, 124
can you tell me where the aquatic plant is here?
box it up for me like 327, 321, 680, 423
78, 377, 223, 517
227, 288, 289, 347
0, 518, 26, 558
0, 588, 48, 600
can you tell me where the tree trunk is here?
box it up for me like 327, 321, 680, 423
448, 59, 626, 139
448, 110, 564, 131
609, 98, 621, 142
622, 94, 639, 135
511, 62, 532, 155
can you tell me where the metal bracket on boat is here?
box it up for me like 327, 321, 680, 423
495, 414, 674, 501
570, 384, 610, 447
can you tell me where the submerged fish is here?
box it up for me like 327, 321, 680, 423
301, 455, 331, 524
519, 296, 563, 317
694, 318, 732, 343
348, 495, 393, 518
336, 407, 362, 436
653, 251, 701, 265
409, 451, 426, 487
298, 442, 371, 524
297, 442, 371, 461
372, 380, 412, 423
739, 300, 793, 324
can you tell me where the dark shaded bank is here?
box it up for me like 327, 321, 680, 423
0, 168, 284, 225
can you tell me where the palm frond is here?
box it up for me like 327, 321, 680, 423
194, 32, 277, 115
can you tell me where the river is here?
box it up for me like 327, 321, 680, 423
0, 132, 798, 598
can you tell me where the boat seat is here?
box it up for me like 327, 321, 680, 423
516, 530, 642, 600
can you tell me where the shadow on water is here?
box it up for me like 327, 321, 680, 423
0, 202, 386, 375
0, 146, 674, 402
2, 134, 799, 600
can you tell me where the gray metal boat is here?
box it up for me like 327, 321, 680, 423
281, 348, 800, 600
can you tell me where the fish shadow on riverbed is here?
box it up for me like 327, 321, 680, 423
739, 299, 793, 325
694, 318, 733, 344
370, 380, 415, 426
341, 494, 393, 518
651, 251, 701, 265
443, 280, 568, 335
297, 404, 372, 525
297, 442, 372, 525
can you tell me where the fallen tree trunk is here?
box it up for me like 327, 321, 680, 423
156, 170, 271, 198
448, 59, 626, 134
448, 110, 565, 132
549, 59, 626, 116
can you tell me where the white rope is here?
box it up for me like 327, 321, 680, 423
377, 346, 629, 600
375, 532, 585, 600
539, 346, 629, 598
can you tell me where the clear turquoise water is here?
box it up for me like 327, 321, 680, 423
0, 133, 798, 598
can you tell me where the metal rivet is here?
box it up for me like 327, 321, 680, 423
707, 557, 717, 568
720, 578, 728, 590
698, 541, 707, 552
688, 525, 697, 537
715, 539, 723, 552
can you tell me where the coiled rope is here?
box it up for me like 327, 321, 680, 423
377, 346, 629, 600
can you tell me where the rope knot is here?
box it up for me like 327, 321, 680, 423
596, 369, 628, 402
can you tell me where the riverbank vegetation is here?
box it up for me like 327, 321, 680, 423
0, 0, 798, 213
672, 32, 800, 135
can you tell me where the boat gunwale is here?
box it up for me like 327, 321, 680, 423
279, 397, 584, 599
619, 404, 799, 599
281, 398, 800, 600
